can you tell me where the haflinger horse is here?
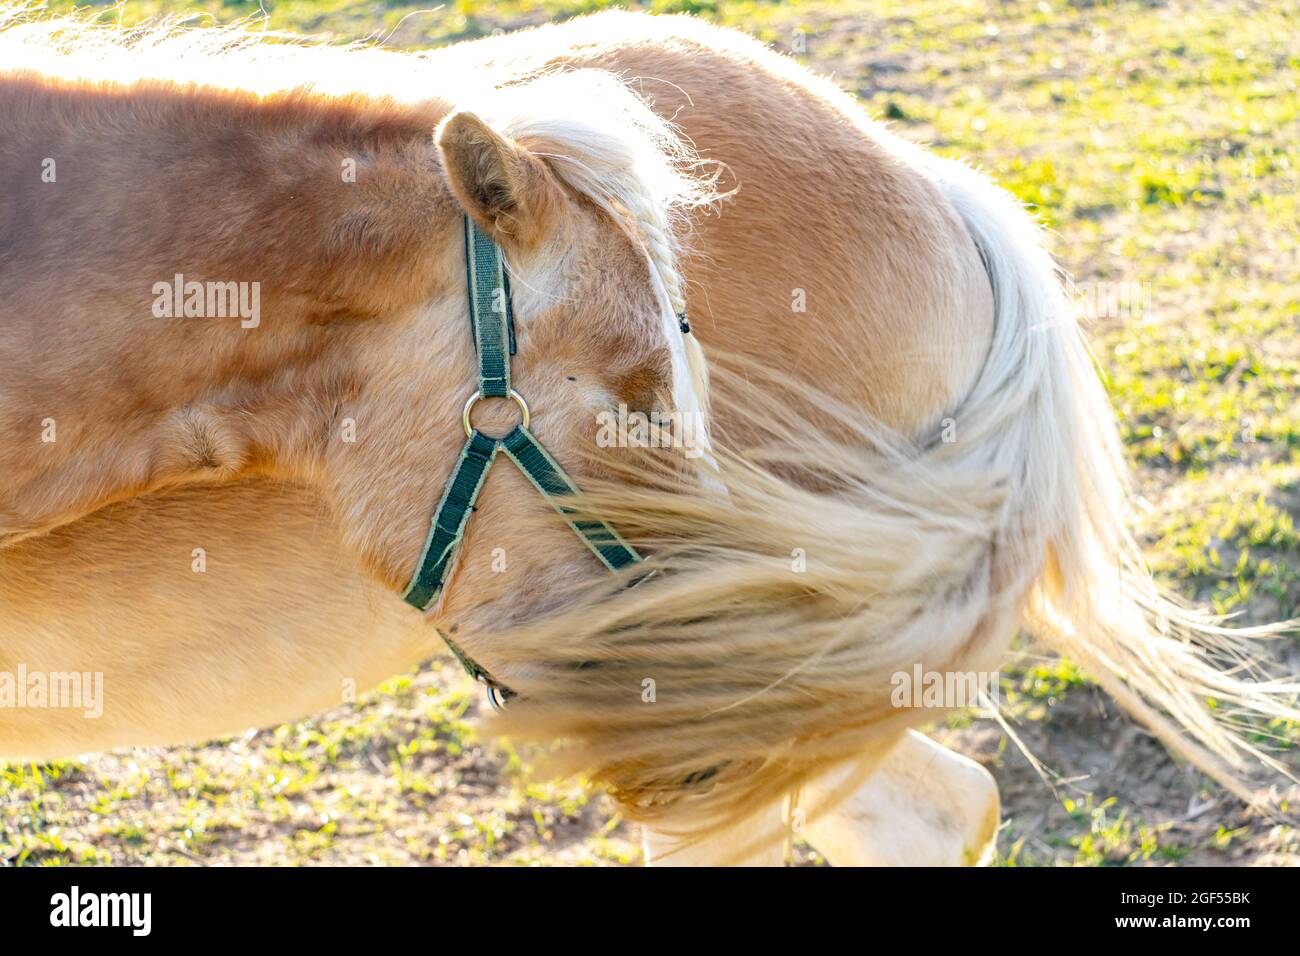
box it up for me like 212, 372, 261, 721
1, 6, 1297, 866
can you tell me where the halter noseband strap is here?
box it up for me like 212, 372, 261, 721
403, 216, 647, 704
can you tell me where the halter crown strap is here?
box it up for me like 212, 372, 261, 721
465, 215, 516, 398
403, 217, 646, 697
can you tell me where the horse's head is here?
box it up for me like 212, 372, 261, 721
318, 71, 712, 637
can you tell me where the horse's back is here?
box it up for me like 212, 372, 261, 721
437, 12, 994, 434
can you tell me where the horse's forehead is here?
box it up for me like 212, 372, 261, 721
509, 209, 707, 445
516, 220, 650, 338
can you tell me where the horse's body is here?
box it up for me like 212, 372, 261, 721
1, 9, 1292, 865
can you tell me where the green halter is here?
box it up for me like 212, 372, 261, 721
403, 216, 645, 705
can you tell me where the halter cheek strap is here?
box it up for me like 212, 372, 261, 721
403, 216, 646, 703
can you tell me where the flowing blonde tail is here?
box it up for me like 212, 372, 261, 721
921, 148, 1300, 802
482, 135, 1295, 835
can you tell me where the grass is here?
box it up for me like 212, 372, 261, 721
2, 0, 1297, 865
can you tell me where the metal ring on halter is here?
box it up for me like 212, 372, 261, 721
462, 388, 530, 439
483, 680, 507, 712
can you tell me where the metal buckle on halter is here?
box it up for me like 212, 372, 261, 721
461, 387, 530, 439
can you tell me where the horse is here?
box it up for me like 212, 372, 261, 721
1, 6, 1294, 866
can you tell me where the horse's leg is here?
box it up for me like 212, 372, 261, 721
642, 809, 787, 866
643, 731, 997, 866
803, 730, 1000, 866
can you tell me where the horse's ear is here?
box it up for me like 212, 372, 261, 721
436, 111, 563, 247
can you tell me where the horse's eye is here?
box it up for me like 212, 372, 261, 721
609, 352, 672, 414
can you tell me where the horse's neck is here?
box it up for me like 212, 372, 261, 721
0, 71, 455, 549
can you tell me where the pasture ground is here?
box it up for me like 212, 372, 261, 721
2, 0, 1297, 866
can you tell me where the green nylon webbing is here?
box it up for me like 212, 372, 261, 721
465, 216, 513, 398
402, 425, 642, 612
500, 425, 641, 572
402, 429, 498, 610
